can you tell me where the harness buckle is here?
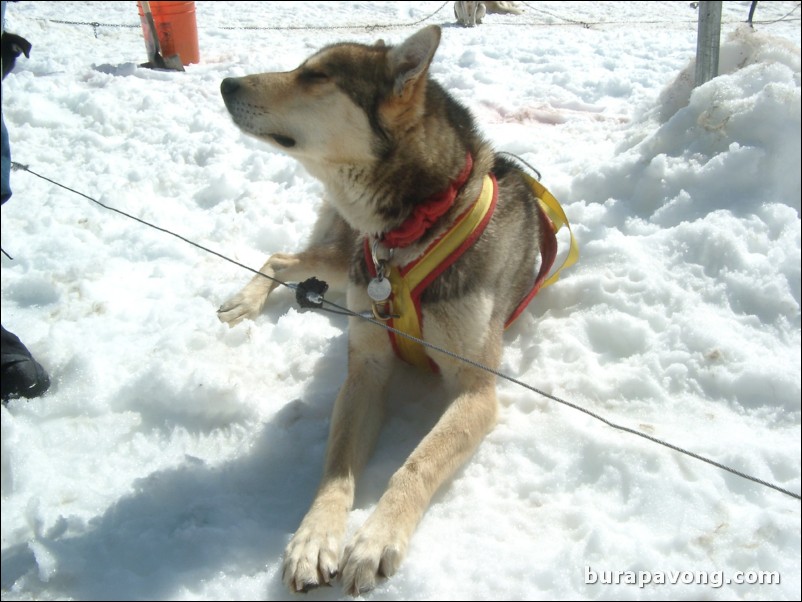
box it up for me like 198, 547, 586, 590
371, 239, 394, 275
371, 299, 394, 321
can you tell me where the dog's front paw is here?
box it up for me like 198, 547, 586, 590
282, 523, 343, 593
340, 520, 408, 596
217, 283, 270, 327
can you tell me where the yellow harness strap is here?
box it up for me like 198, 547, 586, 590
504, 172, 580, 327
385, 174, 497, 371
521, 172, 580, 291
366, 171, 577, 373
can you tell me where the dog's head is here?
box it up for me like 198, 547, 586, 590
2, 32, 32, 80
220, 26, 442, 166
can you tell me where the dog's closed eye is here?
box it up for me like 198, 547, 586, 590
298, 69, 330, 84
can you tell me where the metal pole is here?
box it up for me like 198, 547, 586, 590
748, 1, 759, 27
695, 1, 723, 87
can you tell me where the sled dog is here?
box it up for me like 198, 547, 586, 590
220, 25, 561, 595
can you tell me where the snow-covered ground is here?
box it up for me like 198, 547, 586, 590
1, 2, 800, 600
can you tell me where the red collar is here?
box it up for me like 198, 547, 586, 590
381, 154, 474, 248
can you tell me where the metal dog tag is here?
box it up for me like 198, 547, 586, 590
367, 277, 392, 301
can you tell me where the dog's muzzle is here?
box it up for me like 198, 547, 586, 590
220, 77, 241, 97
220, 77, 297, 148
220, 77, 243, 113
220, 77, 243, 118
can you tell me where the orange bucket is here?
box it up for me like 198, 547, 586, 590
137, 1, 199, 66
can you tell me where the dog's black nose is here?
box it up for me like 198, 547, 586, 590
220, 77, 240, 96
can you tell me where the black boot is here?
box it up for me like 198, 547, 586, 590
1, 325, 50, 403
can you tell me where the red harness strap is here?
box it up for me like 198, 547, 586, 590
364, 168, 562, 372
382, 155, 474, 248
365, 174, 498, 372
505, 201, 558, 327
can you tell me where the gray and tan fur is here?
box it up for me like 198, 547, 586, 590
219, 25, 543, 595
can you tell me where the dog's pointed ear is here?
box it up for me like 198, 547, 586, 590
387, 25, 441, 99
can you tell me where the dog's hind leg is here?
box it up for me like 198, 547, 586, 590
282, 317, 394, 592
339, 322, 502, 595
